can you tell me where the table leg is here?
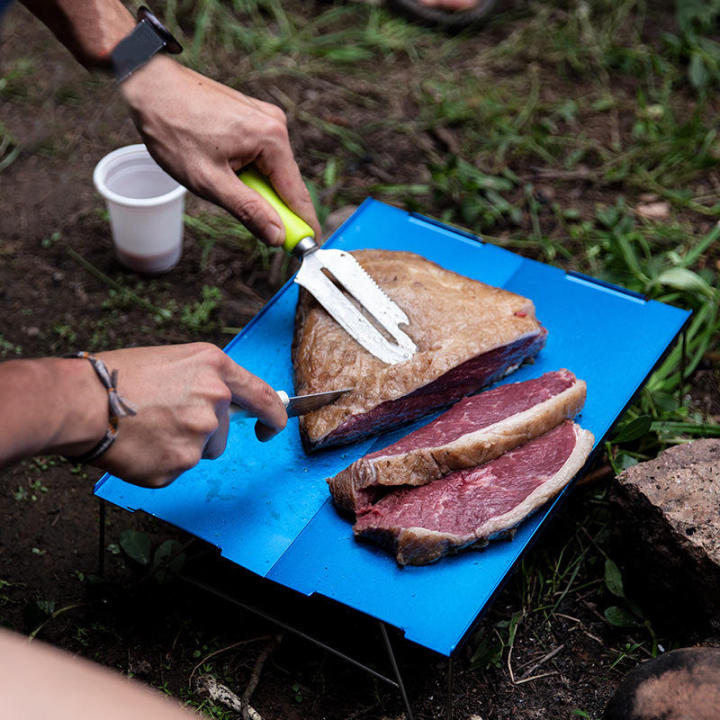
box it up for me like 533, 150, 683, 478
379, 621, 415, 720
446, 654, 454, 720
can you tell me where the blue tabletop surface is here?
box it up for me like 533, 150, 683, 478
95, 199, 689, 656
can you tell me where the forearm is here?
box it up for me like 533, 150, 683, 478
19, 0, 134, 71
0, 628, 198, 720
0, 358, 107, 467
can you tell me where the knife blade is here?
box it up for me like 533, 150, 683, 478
229, 388, 353, 420
239, 168, 417, 365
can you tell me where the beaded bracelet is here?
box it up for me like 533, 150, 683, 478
63, 352, 137, 463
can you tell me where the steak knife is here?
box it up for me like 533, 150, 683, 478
229, 388, 353, 419
239, 168, 417, 365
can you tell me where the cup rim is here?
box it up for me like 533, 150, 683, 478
93, 143, 187, 208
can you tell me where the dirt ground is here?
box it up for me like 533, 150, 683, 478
1, 3, 718, 720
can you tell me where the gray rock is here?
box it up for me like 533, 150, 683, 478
609, 439, 720, 629
603, 647, 720, 720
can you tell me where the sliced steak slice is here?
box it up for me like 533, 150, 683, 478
353, 421, 595, 565
329, 369, 587, 515
293, 250, 547, 451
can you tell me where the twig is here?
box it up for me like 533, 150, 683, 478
242, 634, 283, 720
232, 281, 268, 305
556, 613, 604, 645
518, 643, 564, 680
555, 613, 581, 624
582, 629, 605, 645
188, 635, 272, 688
504, 614, 522, 686
65, 245, 127, 293
529, 167, 598, 182
28, 602, 85, 640
513, 670, 559, 685
64, 246, 171, 319
193, 674, 264, 720
506, 642, 516, 685
580, 597, 611, 626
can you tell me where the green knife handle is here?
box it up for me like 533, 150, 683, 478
238, 167, 315, 254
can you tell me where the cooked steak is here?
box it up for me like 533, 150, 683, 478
293, 250, 547, 451
353, 421, 595, 565
329, 369, 587, 515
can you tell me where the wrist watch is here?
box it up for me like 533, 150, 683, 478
111, 6, 183, 83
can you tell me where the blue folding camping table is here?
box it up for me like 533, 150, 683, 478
95, 200, 689, 716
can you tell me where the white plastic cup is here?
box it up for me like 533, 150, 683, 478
93, 144, 187, 274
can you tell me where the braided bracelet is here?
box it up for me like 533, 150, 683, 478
63, 352, 137, 463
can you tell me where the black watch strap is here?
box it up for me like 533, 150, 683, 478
110, 8, 182, 83
111, 20, 165, 82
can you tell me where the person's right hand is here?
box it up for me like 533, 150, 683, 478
85, 343, 287, 488
119, 55, 321, 249
20, 0, 319, 247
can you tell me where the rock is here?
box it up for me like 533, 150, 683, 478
603, 647, 720, 720
609, 439, 720, 629
635, 201, 670, 220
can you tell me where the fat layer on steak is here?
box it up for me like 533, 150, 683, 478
328, 369, 587, 515
353, 421, 595, 566
292, 250, 547, 451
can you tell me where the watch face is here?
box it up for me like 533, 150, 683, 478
137, 7, 183, 54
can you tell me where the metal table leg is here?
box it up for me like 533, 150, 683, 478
446, 655, 454, 720
182, 575, 405, 691
379, 621, 415, 720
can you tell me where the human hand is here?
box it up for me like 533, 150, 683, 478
120, 55, 321, 248
90, 343, 287, 488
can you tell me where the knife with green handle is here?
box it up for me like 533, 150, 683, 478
229, 387, 353, 419
239, 168, 416, 365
